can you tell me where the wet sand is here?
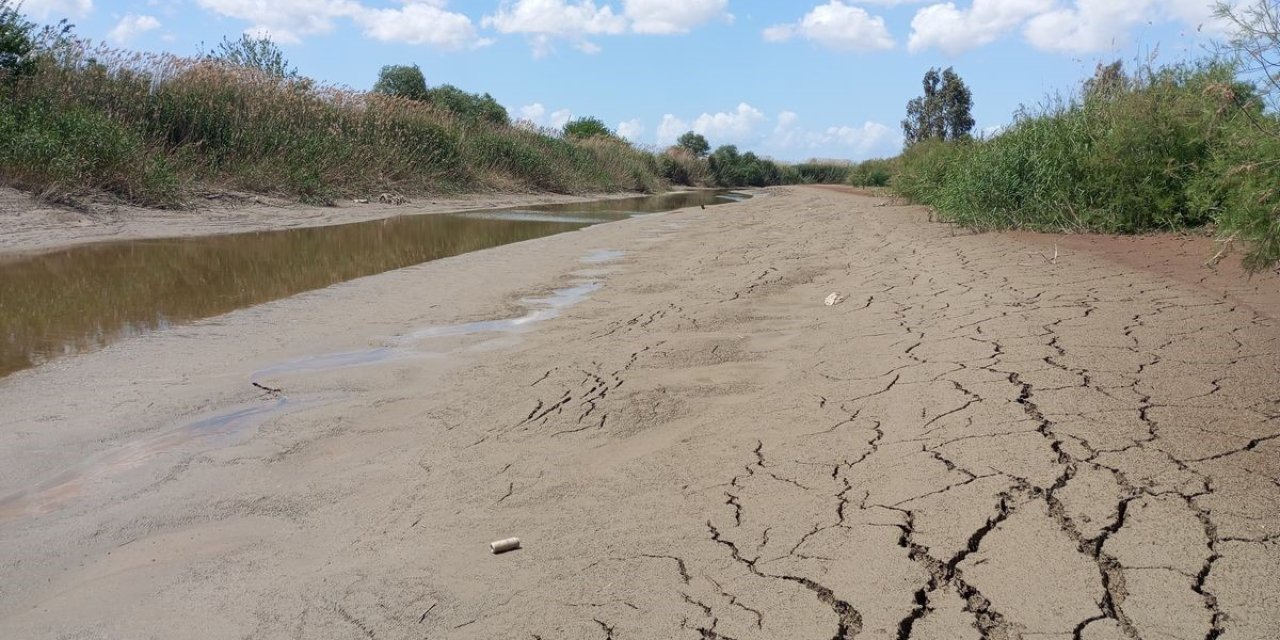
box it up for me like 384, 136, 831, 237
2, 186, 1279, 639
0, 187, 657, 254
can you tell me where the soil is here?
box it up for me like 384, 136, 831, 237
1, 186, 1277, 639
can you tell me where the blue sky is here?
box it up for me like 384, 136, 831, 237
19, 0, 1230, 161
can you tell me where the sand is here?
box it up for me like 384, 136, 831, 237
1, 186, 1278, 639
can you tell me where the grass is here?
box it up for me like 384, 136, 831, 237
874, 60, 1280, 271
0, 37, 853, 208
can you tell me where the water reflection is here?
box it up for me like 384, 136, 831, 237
0, 190, 746, 378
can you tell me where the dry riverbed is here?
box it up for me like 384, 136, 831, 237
1, 187, 1279, 639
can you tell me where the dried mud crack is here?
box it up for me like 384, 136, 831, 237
2, 187, 1278, 640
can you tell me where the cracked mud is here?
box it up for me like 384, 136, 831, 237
2, 187, 1279, 639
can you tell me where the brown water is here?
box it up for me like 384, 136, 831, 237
0, 190, 745, 378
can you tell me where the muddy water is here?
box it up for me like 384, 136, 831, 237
0, 190, 745, 378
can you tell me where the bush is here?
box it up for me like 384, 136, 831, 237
848, 158, 894, 187
563, 116, 614, 140
793, 162, 852, 184
425, 84, 508, 126
888, 59, 1280, 269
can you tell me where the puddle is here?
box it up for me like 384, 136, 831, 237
0, 235, 650, 522
253, 281, 602, 380
581, 249, 626, 264
0, 190, 748, 378
0, 394, 330, 522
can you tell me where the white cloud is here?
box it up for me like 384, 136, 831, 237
656, 114, 689, 145
624, 0, 731, 34
767, 110, 898, 157
196, 0, 361, 43
483, 0, 626, 56
617, 118, 645, 141
907, 0, 1053, 55
1164, 0, 1238, 33
197, 0, 487, 48
1023, 0, 1154, 53
16, 0, 92, 19
550, 108, 574, 129
107, 14, 161, 43
483, 0, 730, 56
519, 102, 548, 122
764, 1, 895, 51
355, 1, 492, 49
769, 110, 803, 148
689, 102, 766, 144
822, 121, 897, 154
515, 102, 575, 129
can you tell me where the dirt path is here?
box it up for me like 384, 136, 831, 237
1, 187, 1278, 639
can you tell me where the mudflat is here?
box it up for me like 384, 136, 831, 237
1, 186, 1278, 639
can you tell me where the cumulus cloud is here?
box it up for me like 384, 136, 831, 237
617, 118, 645, 141
484, 0, 730, 56
690, 103, 767, 143
196, 0, 360, 43
624, 0, 731, 34
355, 1, 491, 49
196, 0, 486, 47
515, 102, 575, 129
1023, 0, 1154, 53
907, 0, 1227, 55
17, 0, 92, 19
764, 1, 895, 51
768, 110, 899, 157
908, 0, 1053, 55
483, 0, 625, 56
519, 103, 548, 123
550, 108, 574, 129
822, 121, 897, 154
107, 14, 161, 43
656, 114, 690, 145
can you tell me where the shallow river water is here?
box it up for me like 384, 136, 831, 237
0, 190, 745, 378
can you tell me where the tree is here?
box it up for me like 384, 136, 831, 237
0, 0, 71, 81
209, 34, 297, 79
676, 131, 710, 157
563, 116, 613, 139
902, 67, 974, 146
426, 84, 509, 126
373, 63, 428, 101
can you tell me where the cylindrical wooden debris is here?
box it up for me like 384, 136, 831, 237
490, 537, 521, 554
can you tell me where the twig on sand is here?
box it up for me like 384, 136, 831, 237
418, 603, 438, 624
1206, 233, 1238, 267
252, 381, 283, 397
1037, 244, 1059, 265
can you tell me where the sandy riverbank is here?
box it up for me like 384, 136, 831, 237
2, 186, 1279, 639
0, 186, 660, 254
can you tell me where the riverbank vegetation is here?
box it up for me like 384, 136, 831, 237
0, 2, 846, 208
847, 1, 1280, 271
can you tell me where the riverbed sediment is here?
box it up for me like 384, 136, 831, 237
2, 186, 1278, 639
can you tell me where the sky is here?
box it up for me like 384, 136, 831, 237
16, 0, 1234, 161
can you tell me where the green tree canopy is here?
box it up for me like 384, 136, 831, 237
0, 0, 70, 81
373, 64, 428, 101
563, 116, 614, 139
676, 131, 710, 157
426, 84, 508, 126
903, 67, 974, 146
